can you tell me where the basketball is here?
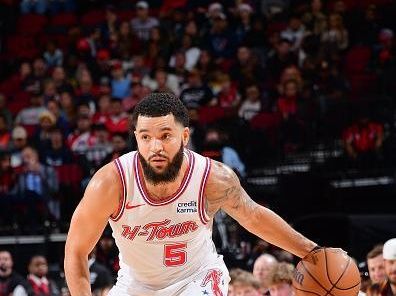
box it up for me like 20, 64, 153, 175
292, 248, 361, 296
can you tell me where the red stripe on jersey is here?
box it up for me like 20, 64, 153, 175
134, 150, 195, 206
198, 157, 211, 224
110, 158, 127, 221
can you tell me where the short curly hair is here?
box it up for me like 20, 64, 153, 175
132, 92, 189, 128
267, 262, 294, 286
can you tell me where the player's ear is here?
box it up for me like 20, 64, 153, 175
182, 127, 190, 147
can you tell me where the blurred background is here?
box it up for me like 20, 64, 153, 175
0, 0, 395, 294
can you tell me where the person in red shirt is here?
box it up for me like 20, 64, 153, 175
104, 98, 128, 134
342, 117, 384, 166
27, 255, 60, 296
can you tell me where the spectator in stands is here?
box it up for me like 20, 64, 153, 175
201, 128, 246, 177
231, 269, 262, 296
46, 99, 69, 135
321, 13, 349, 54
20, 0, 47, 14
85, 124, 113, 170
277, 79, 306, 153
131, 1, 160, 41
59, 91, 76, 125
0, 250, 33, 296
267, 262, 295, 296
276, 79, 299, 120
234, 3, 254, 44
42, 79, 58, 102
121, 81, 150, 112
52, 67, 73, 95
105, 98, 128, 134
379, 238, 396, 296
75, 70, 98, 107
342, 116, 384, 167
302, 0, 327, 36
147, 27, 172, 66
10, 126, 28, 168
367, 245, 386, 285
34, 111, 57, 150
117, 21, 142, 60
147, 68, 179, 95
196, 49, 216, 82
95, 229, 119, 278
281, 14, 306, 52
230, 46, 265, 91
11, 146, 59, 229
27, 254, 60, 296
0, 114, 10, 151
93, 94, 111, 125
0, 94, 12, 130
88, 248, 113, 296
15, 91, 47, 127
229, 268, 244, 296
354, 4, 380, 46
179, 68, 214, 109
253, 254, 278, 295
40, 127, 73, 167
267, 39, 297, 84
29, 58, 48, 94
238, 84, 263, 122
110, 62, 131, 100
67, 114, 96, 154
168, 50, 188, 87
102, 132, 129, 164
216, 73, 241, 108
204, 12, 237, 61
101, 5, 120, 44
43, 41, 63, 69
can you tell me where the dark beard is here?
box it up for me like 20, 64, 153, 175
138, 143, 184, 185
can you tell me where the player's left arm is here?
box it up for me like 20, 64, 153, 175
205, 160, 317, 258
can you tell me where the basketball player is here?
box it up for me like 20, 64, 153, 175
64, 93, 317, 295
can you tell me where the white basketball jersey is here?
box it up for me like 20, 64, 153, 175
108, 149, 228, 295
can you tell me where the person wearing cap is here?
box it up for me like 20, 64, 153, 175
10, 126, 28, 168
235, 3, 253, 43
131, 1, 159, 41
379, 238, 396, 296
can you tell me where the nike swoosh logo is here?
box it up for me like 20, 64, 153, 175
125, 202, 146, 210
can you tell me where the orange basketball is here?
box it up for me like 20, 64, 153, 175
292, 248, 361, 296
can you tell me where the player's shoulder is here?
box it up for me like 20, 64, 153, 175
89, 161, 120, 190
206, 159, 240, 189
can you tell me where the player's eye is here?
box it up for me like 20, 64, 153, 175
141, 135, 150, 141
162, 133, 171, 140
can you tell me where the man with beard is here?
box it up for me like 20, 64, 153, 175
379, 239, 396, 296
65, 93, 318, 296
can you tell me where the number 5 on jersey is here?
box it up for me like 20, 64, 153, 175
164, 243, 187, 267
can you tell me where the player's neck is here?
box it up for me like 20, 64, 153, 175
143, 158, 188, 201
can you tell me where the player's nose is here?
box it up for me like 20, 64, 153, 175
151, 138, 164, 153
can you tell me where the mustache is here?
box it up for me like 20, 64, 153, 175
148, 153, 168, 160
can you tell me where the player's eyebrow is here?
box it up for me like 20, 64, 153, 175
137, 127, 173, 133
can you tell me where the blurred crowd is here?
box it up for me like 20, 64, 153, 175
0, 0, 395, 234
1, 236, 396, 295
0, 0, 395, 295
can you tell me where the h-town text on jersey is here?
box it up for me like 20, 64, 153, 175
121, 219, 199, 241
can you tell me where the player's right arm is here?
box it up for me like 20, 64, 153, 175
64, 163, 121, 296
